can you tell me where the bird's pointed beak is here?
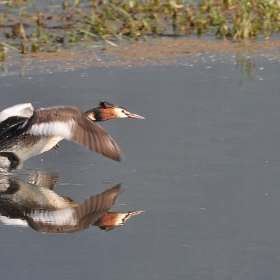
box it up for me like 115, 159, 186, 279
126, 113, 145, 119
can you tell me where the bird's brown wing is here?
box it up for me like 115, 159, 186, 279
22, 106, 122, 161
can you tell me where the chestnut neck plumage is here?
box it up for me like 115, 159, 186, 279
85, 108, 116, 122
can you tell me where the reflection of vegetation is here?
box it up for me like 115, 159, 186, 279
235, 53, 257, 86
0, 0, 280, 54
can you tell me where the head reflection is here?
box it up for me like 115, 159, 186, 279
0, 172, 143, 233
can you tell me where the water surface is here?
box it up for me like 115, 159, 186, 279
0, 54, 280, 279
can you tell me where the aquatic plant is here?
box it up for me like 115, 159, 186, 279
0, 0, 280, 55
216, 0, 280, 39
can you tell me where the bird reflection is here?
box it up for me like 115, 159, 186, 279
0, 172, 143, 233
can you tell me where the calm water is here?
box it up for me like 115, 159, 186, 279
0, 53, 280, 280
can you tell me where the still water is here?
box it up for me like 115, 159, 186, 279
0, 52, 280, 279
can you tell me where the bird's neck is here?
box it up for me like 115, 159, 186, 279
85, 108, 112, 122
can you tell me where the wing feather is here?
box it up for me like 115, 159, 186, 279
21, 106, 122, 161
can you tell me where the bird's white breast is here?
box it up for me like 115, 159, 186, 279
15, 137, 58, 161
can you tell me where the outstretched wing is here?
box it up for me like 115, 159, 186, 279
20, 106, 122, 162
0, 103, 34, 122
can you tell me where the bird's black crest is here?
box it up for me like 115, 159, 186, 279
99, 102, 118, 108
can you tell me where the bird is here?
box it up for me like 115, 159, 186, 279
0, 174, 124, 233
0, 102, 144, 172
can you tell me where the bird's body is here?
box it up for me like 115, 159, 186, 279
0, 102, 144, 172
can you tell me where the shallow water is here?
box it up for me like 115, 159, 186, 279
0, 54, 280, 279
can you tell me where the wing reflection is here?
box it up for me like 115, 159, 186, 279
0, 173, 143, 233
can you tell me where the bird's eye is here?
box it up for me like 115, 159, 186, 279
122, 110, 125, 113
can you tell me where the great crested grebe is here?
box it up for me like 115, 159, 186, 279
0, 102, 144, 172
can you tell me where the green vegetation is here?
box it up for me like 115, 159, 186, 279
0, 0, 280, 54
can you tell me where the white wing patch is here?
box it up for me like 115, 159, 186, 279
27, 119, 75, 140
0, 103, 34, 122
0, 216, 28, 227
29, 208, 77, 226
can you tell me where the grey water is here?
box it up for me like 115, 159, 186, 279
0, 53, 280, 280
